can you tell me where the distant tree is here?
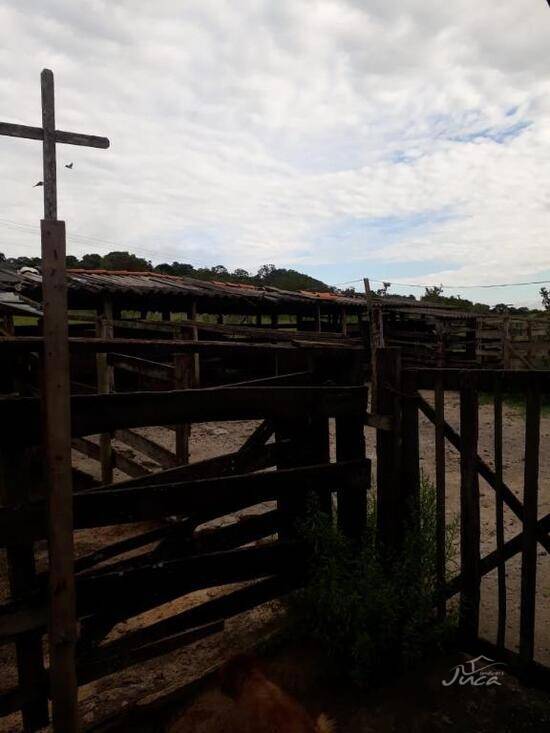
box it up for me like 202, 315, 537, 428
0, 252, 5, 262
492, 303, 510, 314
211, 265, 228, 276
66, 255, 80, 268
376, 281, 391, 296
541, 287, 550, 311
232, 268, 251, 280
257, 264, 276, 280
423, 284, 444, 301
102, 251, 151, 271
80, 253, 103, 270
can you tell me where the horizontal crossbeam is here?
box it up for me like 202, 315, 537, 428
0, 122, 109, 148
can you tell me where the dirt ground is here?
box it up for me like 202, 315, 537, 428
0, 393, 549, 731
167, 643, 550, 733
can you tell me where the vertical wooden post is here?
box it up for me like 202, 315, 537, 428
435, 374, 446, 619
275, 417, 311, 539
375, 348, 402, 552
503, 316, 511, 368
41, 219, 79, 731
0, 448, 49, 731
400, 370, 420, 523
271, 313, 278, 329
256, 313, 262, 327
189, 300, 200, 387
97, 295, 114, 485
519, 380, 540, 667
173, 354, 193, 464
41, 70, 57, 221
336, 353, 367, 541
459, 373, 480, 643
494, 375, 506, 648
314, 304, 321, 333
340, 306, 347, 336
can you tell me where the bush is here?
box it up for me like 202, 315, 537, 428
288, 476, 458, 687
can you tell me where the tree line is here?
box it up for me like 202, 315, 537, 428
0, 251, 331, 293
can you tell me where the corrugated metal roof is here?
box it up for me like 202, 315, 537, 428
18, 269, 367, 310
0, 291, 42, 316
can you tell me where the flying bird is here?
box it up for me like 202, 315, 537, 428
33, 181, 43, 187
65, 162, 73, 169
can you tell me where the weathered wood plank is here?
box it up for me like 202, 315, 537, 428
0, 458, 369, 544
97, 296, 114, 484
0, 385, 368, 444
72, 437, 149, 478
417, 394, 550, 554
0, 122, 109, 148
0, 337, 362, 358
375, 348, 402, 551
114, 429, 178, 469
435, 376, 446, 620
0, 447, 48, 730
40, 213, 79, 730
520, 381, 540, 666
494, 376, 506, 648
459, 373, 480, 642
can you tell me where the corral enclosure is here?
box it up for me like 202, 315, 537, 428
0, 265, 549, 730
1, 74, 549, 730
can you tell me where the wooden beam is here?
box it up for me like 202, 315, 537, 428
0, 121, 110, 148
40, 215, 79, 731
0, 336, 362, 357
459, 373, 480, 642
0, 447, 49, 730
72, 437, 149, 478
0, 385, 368, 445
97, 296, 114, 484
114, 429, 178, 469
520, 381, 540, 666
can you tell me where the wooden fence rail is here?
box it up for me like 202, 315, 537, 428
397, 363, 549, 684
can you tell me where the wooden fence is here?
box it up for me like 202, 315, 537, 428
0, 342, 370, 731
375, 350, 550, 686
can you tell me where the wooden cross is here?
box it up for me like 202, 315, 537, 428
0, 68, 109, 219
0, 69, 109, 733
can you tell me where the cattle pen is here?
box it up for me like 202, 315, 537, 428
0, 68, 549, 733
0, 281, 549, 729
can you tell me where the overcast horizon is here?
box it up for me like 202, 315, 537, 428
2, 1, 550, 307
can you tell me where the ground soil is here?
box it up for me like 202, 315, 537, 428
0, 393, 548, 731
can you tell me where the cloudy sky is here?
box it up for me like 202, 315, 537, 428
1, 1, 550, 305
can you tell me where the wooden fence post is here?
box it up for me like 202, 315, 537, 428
459, 372, 480, 642
519, 379, 540, 669
174, 354, 193, 465
375, 348, 402, 553
494, 375, 506, 647
336, 352, 367, 541
97, 295, 114, 484
0, 447, 49, 731
41, 219, 79, 731
435, 373, 447, 620
400, 370, 420, 523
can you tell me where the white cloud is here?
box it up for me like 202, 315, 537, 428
1, 0, 550, 303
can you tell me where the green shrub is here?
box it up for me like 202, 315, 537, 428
288, 476, 459, 687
